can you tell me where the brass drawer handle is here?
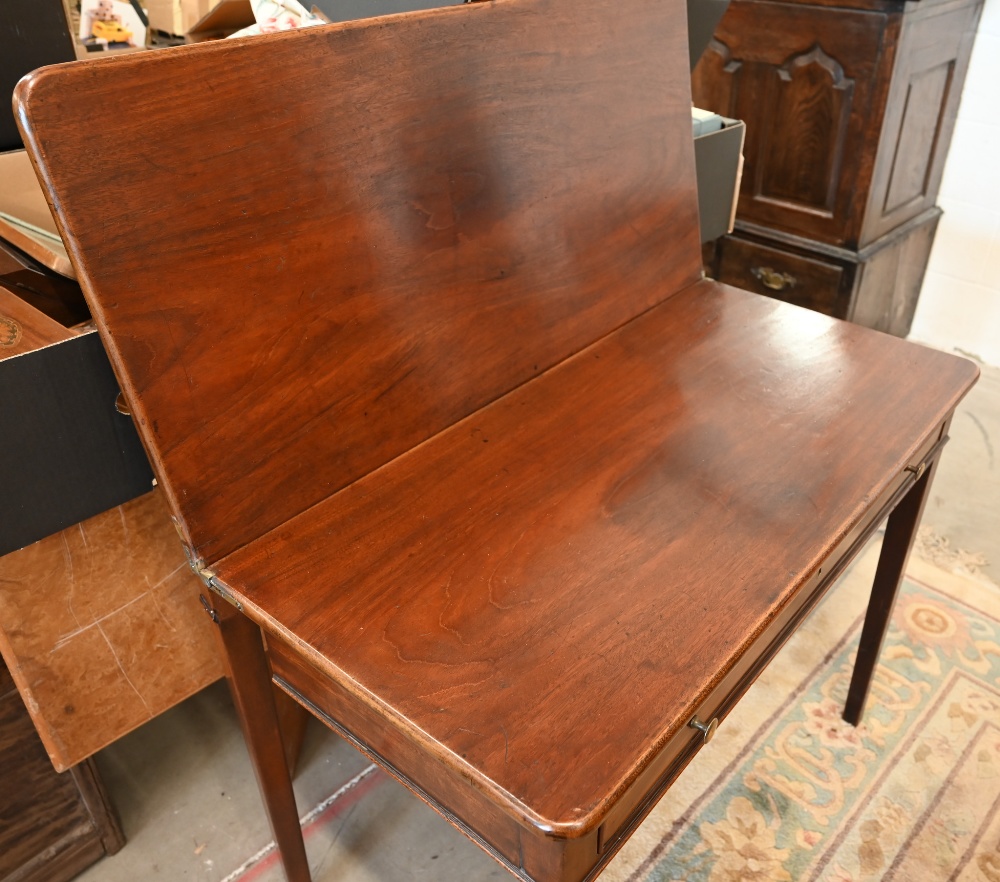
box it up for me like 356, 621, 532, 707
689, 716, 719, 743
752, 266, 797, 291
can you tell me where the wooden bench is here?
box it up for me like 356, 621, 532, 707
15, 0, 978, 879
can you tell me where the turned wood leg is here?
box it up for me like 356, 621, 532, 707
843, 459, 938, 726
206, 596, 311, 882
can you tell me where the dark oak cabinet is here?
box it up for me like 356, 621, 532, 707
695, 0, 983, 336
0, 658, 124, 882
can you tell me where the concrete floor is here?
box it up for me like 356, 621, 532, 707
76, 357, 1000, 882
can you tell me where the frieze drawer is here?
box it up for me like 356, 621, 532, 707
714, 236, 850, 317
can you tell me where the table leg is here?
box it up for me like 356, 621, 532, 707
842, 458, 938, 726
207, 596, 312, 882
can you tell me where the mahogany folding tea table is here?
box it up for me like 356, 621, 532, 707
15, 0, 979, 879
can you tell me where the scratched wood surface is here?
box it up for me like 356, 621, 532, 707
16, 0, 702, 566
0, 490, 221, 770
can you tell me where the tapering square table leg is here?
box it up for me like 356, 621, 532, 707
843, 457, 938, 726
205, 595, 312, 882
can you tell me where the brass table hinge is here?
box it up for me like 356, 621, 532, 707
176, 524, 244, 614
195, 566, 243, 612
199, 593, 219, 623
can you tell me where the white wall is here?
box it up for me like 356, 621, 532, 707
909, 0, 1000, 366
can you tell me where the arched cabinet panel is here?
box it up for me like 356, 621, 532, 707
757, 46, 854, 215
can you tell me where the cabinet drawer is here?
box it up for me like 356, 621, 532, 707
714, 237, 850, 318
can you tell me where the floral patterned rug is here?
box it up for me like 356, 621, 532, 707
606, 544, 1000, 882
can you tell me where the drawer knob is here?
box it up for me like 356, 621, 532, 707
689, 716, 719, 743
752, 266, 796, 291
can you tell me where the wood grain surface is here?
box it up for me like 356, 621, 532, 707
219, 279, 976, 837
16, 0, 702, 565
0, 658, 123, 882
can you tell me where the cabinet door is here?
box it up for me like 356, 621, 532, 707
693, 0, 894, 247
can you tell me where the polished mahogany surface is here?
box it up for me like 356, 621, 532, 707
15, 0, 701, 565
218, 278, 977, 835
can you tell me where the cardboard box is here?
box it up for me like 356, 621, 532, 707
693, 115, 745, 243
186, 0, 253, 41
0, 151, 154, 556
145, 0, 214, 35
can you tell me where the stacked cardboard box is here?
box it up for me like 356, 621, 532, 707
145, 0, 214, 35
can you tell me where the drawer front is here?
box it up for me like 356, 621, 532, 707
715, 236, 850, 318
265, 634, 524, 869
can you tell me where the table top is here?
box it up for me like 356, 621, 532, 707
216, 278, 978, 837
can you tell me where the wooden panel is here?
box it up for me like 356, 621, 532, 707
17, 0, 702, 565
757, 45, 854, 214
268, 634, 525, 868
0, 658, 122, 882
218, 280, 977, 842
0, 490, 222, 769
882, 62, 952, 212
851, 208, 939, 335
691, 38, 742, 118
0, 660, 94, 876
860, 0, 983, 244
